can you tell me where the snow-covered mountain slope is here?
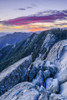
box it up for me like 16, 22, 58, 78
0, 40, 67, 99
0, 55, 32, 95
46, 40, 67, 68
46, 40, 67, 84
0, 32, 57, 72
0, 33, 37, 72
0, 29, 67, 100
0, 82, 39, 100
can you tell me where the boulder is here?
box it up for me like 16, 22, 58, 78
49, 93, 65, 100
32, 70, 44, 86
39, 60, 46, 71
56, 67, 67, 84
0, 82, 39, 100
38, 89, 48, 100
46, 78, 59, 94
44, 61, 58, 76
28, 57, 45, 81
43, 70, 50, 79
60, 82, 67, 100
38, 85, 45, 93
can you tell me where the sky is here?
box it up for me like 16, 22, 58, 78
0, 0, 67, 32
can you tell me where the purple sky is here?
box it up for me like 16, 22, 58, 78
0, 0, 67, 32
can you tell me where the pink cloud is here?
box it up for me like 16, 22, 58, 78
0, 10, 67, 26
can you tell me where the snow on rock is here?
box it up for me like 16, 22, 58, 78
32, 70, 44, 86
0, 38, 67, 99
38, 89, 48, 100
0, 55, 32, 95
49, 93, 65, 100
0, 82, 39, 100
32, 57, 43, 69
38, 85, 45, 93
40, 33, 57, 59
28, 57, 45, 82
44, 61, 58, 76
43, 70, 50, 79
41, 33, 56, 50
46, 40, 67, 85
46, 78, 59, 94
28, 64, 39, 82
46, 40, 67, 70
56, 67, 67, 84
60, 82, 67, 100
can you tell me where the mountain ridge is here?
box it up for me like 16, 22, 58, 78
0, 32, 32, 49
0, 28, 67, 100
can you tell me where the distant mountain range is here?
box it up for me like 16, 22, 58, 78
0, 32, 32, 49
0, 32, 9, 37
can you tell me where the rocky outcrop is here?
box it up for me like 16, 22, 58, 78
56, 67, 67, 84
46, 40, 67, 69
49, 93, 65, 100
40, 33, 57, 59
46, 78, 59, 94
38, 89, 48, 100
44, 61, 58, 76
41, 33, 57, 51
32, 70, 44, 86
0, 54, 59, 99
0, 55, 32, 95
43, 70, 50, 79
22, 57, 43, 82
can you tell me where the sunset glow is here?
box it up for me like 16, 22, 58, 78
0, 0, 67, 32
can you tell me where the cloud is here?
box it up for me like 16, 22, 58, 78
18, 4, 36, 11
29, 27, 45, 32
18, 8, 26, 10
33, 10, 67, 16
18, 6, 32, 11
0, 10, 67, 26
62, 10, 67, 14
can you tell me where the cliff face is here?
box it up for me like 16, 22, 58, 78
0, 29, 67, 100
